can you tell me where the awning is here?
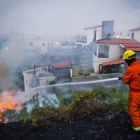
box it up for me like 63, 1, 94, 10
102, 59, 124, 66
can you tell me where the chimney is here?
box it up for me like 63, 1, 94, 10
102, 20, 114, 38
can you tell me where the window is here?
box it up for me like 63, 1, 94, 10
131, 33, 134, 39
30, 42, 33, 46
42, 42, 45, 47
98, 45, 109, 58
120, 32, 122, 36
94, 44, 97, 57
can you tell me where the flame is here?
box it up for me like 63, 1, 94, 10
0, 93, 22, 123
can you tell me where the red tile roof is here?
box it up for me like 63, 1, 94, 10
94, 38, 139, 44
121, 43, 140, 47
84, 25, 102, 30
129, 27, 140, 31
94, 39, 140, 52
121, 43, 140, 52
53, 61, 70, 69
125, 47, 140, 52
102, 59, 124, 66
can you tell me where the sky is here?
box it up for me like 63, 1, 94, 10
0, 0, 140, 37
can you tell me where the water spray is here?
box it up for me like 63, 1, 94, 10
27, 77, 120, 93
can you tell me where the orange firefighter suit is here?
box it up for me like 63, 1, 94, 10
123, 60, 140, 128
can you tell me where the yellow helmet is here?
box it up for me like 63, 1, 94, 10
123, 50, 137, 60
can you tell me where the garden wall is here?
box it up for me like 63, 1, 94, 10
71, 73, 123, 82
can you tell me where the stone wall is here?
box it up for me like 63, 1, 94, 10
71, 73, 123, 82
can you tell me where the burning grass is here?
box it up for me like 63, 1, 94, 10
0, 86, 128, 125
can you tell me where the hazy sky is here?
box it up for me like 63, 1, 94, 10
0, 0, 140, 37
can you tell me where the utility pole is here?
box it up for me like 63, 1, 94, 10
34, 61, 40, 77
34, 65, 36, 77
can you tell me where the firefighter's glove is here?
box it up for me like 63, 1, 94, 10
119, 77, 123, 80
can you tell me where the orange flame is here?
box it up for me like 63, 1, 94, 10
0, 95, 22, 123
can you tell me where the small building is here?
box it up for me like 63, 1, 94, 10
61, 34, 87, 49
52, 61, 71, 83
93, 38, 140, 73
113, 23, 138, 39
129, 27, 140, 42
99, 59, 124, 74
23, 35, 60, 54
84, 25, 102, 44
23, 66, 55, 91
84, 20, 114, 45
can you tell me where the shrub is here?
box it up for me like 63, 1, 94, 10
23, 86, 128, 127
83, 71, 90, 76
49, 81, 56, 85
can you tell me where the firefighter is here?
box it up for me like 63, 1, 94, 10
120, 50, 140, 131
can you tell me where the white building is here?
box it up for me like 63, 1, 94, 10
93, 38, 140, 73
84, 20, 114, 45
23, 66, 56, 91
84, 25, 102, 44
61, 34, 87, 49
113, 24, 138, 39
129, 27, 140, 42
23, 35, 61, 54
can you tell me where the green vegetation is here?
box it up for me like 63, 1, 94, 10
1, 86, 128, 126
72, 65, 79, 77
72, 65, 90, 77
24, 86, 128, 127
83, 71, 90, 76
49, 80, 56, 85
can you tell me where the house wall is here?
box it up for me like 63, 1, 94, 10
25, 39, 60, 54
23, 71, 34, 92
113, 24, 137, 39
93, 43, 124, 73
38, 77, 56, 86
55, 67, 70, 78
72, 73, 123, 82
23, 66, 49, 91
86, 27, 102, 44
60, 45, 77, 49
71, 73, 123, 89
76, 42, 88, 48
130, 30, 140, 42
86, 29, 94, 44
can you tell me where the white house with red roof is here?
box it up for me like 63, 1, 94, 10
84, 20, 114, 45
93, 38, 140, 74
84, 25, 102, 44
129, 27, 140, 42
113, 24, 138, 39
61, 34, 87, 49
23, 35, 60, 54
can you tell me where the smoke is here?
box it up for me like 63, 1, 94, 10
0, 60, 12, 89
0, 0, 140, 37
0, 86, 60, 114
0, 33, 29, 90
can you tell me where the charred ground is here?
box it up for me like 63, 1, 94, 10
0, 110, 140, 140
1, 86, 140, 140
